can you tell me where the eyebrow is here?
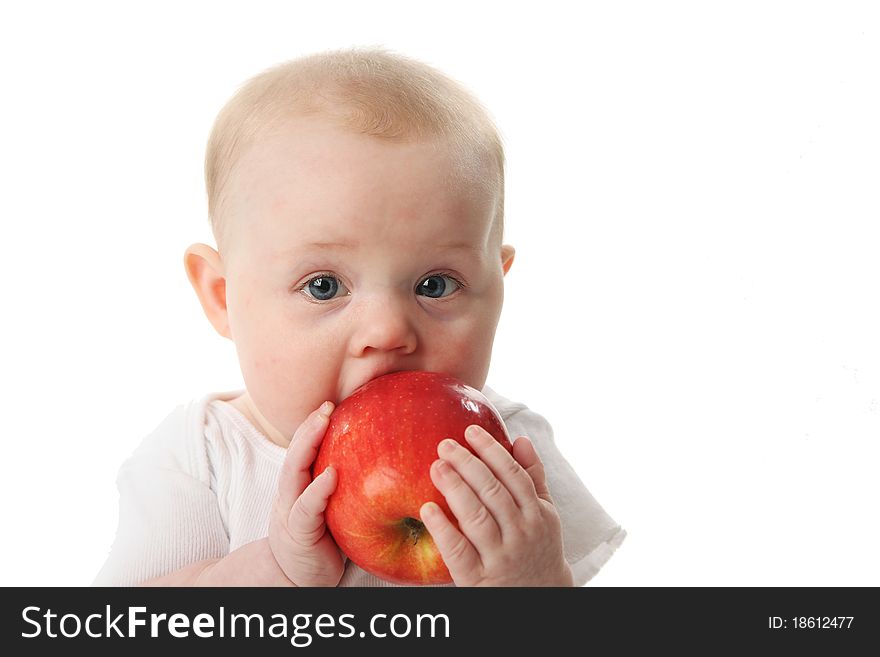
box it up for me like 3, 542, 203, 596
436, 241, 480, 252
303, 241, 356, 250
297, 240, 479, 252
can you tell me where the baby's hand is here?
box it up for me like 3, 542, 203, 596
268, 402, 344, 587
419, 426, 574, 587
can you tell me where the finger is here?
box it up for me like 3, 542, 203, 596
419, 501, 482, 582
287, 466, 337, 547
430, 457, 502, 548
437, 436, 519, 527
277, 401, 335, 509
512, 436, 553, 504
463, 425, 540, 511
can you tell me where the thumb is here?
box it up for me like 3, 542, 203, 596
276, 401, 335, 510
288, 466, 338, 545
512, 436, 553, 504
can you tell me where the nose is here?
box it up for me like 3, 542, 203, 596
349, 293, 418, 357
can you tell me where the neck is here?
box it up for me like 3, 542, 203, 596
229, 393, 290, 448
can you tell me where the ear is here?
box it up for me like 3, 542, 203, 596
501, 244, 516, 276
184, 243, 231, 339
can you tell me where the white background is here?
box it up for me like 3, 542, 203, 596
1, 1, 878, 586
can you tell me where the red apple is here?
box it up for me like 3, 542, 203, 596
312, 370, 513, 585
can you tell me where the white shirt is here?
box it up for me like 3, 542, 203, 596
93, 388, 625, 586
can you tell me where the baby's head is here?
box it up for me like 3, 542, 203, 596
185, 48, 515, 444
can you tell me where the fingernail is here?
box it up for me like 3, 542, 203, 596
438, 438, 459, 455
318, 401, 334, 417
465, 425, 490, 445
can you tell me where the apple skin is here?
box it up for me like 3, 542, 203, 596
312, 370, 512, 585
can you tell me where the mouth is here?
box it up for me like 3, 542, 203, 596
341, 366, 411, 402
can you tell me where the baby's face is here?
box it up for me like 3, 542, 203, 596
219, 118, 513, 440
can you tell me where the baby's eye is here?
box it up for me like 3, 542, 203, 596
302, 274, 349, 301
416, 274, 461, 299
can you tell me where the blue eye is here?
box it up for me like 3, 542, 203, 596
416, 274, 461, 299
304, 275, 347, 301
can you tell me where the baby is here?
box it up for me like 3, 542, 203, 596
94, 48, 625, 587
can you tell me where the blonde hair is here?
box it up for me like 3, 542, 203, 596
205, 47, 505, 250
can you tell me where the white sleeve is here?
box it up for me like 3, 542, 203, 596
503, 407, 626, 586
92, 406, 229, 586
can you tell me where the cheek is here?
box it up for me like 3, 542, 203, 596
425, 301, 501, 388
234, 321, 296, 405
238, 313, 352, 437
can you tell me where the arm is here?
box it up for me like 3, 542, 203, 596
140, 538, 292, 586
135, 401, 344, 587
504, 407, 626, 585
92, 465, 230, 586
